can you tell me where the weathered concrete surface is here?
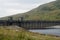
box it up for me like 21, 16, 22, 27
45, 25, 60, 29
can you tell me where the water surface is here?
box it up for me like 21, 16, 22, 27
29, 29, 60, 36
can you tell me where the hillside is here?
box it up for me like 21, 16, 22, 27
0, 26, 60, 40
1, 0, 60, 21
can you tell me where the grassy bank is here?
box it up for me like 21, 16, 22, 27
0, 26, 60, 40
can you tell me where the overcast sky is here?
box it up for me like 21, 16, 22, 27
0, 0, 55, 17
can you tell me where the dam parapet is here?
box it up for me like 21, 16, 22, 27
0, 17, 60, 29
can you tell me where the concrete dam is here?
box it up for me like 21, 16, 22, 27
0, 17, 60, 29
19, 21, 60, 29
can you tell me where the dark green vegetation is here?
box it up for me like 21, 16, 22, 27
1, 0, 60, 21
0, 26, 60, 40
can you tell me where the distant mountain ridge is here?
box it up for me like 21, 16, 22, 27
1, 0, 60, 21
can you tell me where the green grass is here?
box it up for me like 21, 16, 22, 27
0, 26, 60, 40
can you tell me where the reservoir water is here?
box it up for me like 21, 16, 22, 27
29, 26, 60, 36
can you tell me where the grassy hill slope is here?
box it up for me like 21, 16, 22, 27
0, 26, 60, 40
1, 0, 60, 21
